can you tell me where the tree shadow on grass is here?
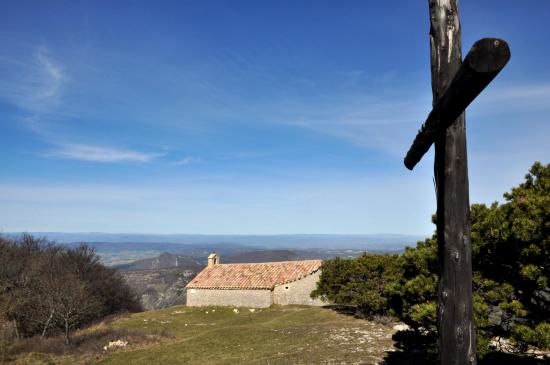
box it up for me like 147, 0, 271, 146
379, 329, 438, 365
478, 352, 548, 365
322, 306, 547, 365
380, 330, 548, 365
324, 306, 437, 364
323, 304, 357, 316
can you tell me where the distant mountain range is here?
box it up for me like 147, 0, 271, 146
224, 249, 301, 263
5, 232, 425, 251
116, 252, 203, 271
116, 248, 367, 272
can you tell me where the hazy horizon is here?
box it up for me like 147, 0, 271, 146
5, 231, 425, 236
3, 231, 425, 243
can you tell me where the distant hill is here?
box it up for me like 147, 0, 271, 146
222, 248, 368, 263
118, 248, 368, 270
224, 249, 301, 263
116, 252, 202, 271
116, 252, 202, 310
121, 267, 197, 310
4, 233, 423, 267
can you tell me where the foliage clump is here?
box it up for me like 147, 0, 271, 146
311, 254, 402, 317
0, 235, 142, 344
313, 162, 549, 357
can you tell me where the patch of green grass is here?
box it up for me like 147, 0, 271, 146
150, 283, 169, 293
96, 305, 397, 365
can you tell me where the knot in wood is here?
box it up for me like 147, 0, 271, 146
456, 326, 464, 345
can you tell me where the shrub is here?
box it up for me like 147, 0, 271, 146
0, 235, 142, 344
312, 253, 402, 318
313, 162, 550, 357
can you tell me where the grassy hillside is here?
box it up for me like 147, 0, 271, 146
100, 306, 396, 365
8, 306, 399, 365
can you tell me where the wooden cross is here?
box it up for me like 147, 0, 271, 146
403, 1, 510, 364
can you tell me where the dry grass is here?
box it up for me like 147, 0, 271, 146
4, 306, 402, 365
2, 325, 168, 365
98, 305, 398, 365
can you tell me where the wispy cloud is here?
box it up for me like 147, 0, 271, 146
482, 83, 550, 102
275, 95, 432, 154
272, 80, 550, 154
0, 46, 65, 113
174, 156, 202, 165
46, 144, 164, 163
474, 82, 550, 112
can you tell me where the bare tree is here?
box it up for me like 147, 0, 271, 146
52, 267, 101, 344
0, 235, 141, 343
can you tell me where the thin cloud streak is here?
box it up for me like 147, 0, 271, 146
0, 47, 65, 113
481, 83, 550, 103
471, 82, 550, 114
273, 80, 550, 153
174, 156, 202, 165
275, 95, 432, 154
46, 143, 164, 163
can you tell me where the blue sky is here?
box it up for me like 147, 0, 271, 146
1, 0, 549, 235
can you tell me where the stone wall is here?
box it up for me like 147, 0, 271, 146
186, 288, 272, 308
273, 270, 325, 306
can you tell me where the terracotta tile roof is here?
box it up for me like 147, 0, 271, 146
186, 260, 322, 290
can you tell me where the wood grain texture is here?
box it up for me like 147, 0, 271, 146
427, 0, 477, 364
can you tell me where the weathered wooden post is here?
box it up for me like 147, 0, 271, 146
430, 3, 475, 362
403, 1, 510, 364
